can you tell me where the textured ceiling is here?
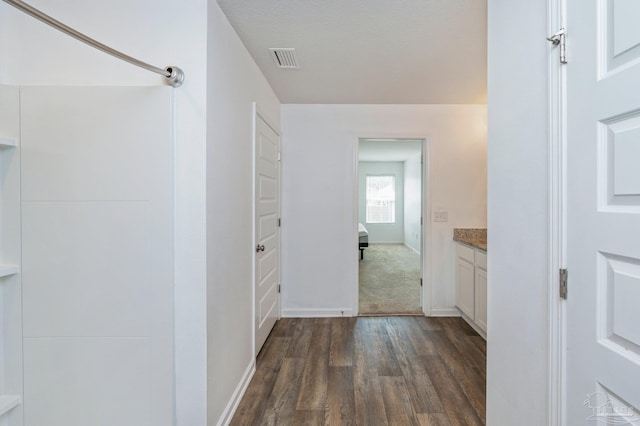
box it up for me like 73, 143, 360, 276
217, 0, 487, 104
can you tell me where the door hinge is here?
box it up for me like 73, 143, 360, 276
547, 28, 567, 64
278, 218, 281, 227
277, 152, 281, 161
420, 216, 423, 225
559, 268, 568, 299
278, 284, 281, 293
420, 278, 423, 287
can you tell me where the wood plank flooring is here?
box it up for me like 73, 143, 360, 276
231, 316, 486, 426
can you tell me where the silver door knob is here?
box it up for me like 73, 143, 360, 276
256, 244, 265, 252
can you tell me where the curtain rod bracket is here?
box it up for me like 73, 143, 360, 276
164, 66, 184, 88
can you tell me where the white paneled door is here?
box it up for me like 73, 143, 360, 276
20, 87, 174, 426
254, 114, 280, 355
565, 0, 640, 424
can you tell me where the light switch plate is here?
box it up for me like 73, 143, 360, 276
433, 211, 448, 222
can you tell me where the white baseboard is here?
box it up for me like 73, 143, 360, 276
428, 307, 461, 317
216, 360, 256, 426
369, 241, 403, 245
404, 243, 421, 255
281, 308, 355, 318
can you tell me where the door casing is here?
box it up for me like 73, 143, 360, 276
352, 136, 431, 316
548, 0, 567, 424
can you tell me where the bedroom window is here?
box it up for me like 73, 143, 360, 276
366, 175, 396, 223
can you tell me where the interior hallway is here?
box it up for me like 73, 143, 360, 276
231, 316, 486, 425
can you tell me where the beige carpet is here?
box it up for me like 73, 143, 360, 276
359, 244, 422, 315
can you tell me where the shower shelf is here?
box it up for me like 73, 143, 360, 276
0, 395, 20, 416
0, 265, 19, 278
0, 137, 17, 149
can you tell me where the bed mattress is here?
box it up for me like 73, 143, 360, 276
359, 223, 369, 244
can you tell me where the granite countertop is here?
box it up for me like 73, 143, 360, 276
453, 228, 487, 251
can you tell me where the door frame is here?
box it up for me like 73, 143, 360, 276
548, 0, 567, 424
251, 102, 282, 358
352, 136, 431, 316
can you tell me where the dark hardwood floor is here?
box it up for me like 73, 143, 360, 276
231, 316, 486, 426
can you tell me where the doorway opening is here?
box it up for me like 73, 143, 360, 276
357, 138, 424, 315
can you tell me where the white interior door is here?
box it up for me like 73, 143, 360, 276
20, 87, 174, 426
566, 1, 640, 423
254, 114, 280, 354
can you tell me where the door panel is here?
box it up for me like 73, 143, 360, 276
566, 1, 640, 423
255, 115, 280, 354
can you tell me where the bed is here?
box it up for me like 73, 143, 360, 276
358, 223, 369, 260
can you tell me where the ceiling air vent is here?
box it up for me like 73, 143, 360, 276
269, 48, 300, 69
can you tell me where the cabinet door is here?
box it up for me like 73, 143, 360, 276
456, 257, 475, 319
474, 266, 487, 333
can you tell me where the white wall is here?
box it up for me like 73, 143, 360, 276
281, 104, 487, 316
358, 161, 405, 243
21, 86, 175, 426
404, 154, 422, 253
0, 1, 208, 424
206, 3, 281, 424
487, 0, 550, 424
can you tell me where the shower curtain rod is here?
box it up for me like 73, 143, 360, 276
2, 0, 185, 87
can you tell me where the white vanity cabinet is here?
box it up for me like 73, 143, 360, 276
455, 242, 487, 339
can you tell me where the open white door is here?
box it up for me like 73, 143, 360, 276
565, 1, 640, 423
254, 114, 280, 355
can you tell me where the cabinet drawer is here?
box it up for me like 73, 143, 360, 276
456, 243, 475, 263
475, 250, 487, 270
